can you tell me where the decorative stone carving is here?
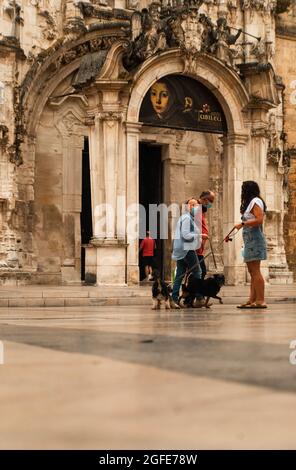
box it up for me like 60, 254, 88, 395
210, 17, 242, 66
123, 2, 242, 70
268, 112, 280, 147
98, 111, 123, 122
227, 0, 238, 22
127, 0, 140, 9
37, 9, 57, 41
267, 147, 281, 165
77, 2, 130, 20
251, 125, 270, 138
123, 5, 167, 69
251, 39, 274, 64
242, 0, 277, 13
9, 86, 24, 166
63, 18, 87, 43
0, 125, 9, 150
59, 111, 85, 136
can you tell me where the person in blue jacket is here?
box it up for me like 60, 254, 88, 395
171, 198, 202, 308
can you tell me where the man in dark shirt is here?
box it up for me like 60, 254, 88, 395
197, 190, 215, 279
195, 190, 215, 306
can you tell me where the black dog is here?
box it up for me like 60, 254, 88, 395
180, 273, 225, 308
151, 269, 172, 310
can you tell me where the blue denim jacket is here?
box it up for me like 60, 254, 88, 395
172, 213, 201, 261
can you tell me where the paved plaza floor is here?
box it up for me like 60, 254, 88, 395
0, 303, 296, 449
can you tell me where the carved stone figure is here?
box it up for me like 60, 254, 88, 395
268, 112, 281, 149
123, 3, 242, 70
242, 0, 277, 14
123, 6, 167, 70
210, 17, 242, 66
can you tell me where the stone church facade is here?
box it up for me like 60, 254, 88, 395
0, 0, 295, 286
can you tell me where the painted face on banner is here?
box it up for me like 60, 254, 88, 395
140, 74, 227, 134
150, 82, 170, 115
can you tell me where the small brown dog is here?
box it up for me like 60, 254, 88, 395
151, 269, 172, 310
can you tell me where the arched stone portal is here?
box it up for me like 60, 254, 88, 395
19, 37, 292, 286
125, 50, 252, 285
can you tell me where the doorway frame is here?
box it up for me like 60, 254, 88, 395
125, 50, 252, 286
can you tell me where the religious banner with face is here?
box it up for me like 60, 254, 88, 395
139, 74, 227, 134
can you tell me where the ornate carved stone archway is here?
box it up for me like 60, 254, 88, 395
125, 49, 251, 285
16, 31, 291, 285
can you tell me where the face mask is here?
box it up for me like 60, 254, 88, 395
190, 207, 199, 216
206, 203, 213, 209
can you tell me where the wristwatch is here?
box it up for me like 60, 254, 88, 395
242, 222, 245, 226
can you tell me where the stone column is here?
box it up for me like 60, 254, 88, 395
88, 114, 105, 239
222, 133, 249, 285
85, 83, 128, 286
250, 125, 270, 281
126, 122, 141, 285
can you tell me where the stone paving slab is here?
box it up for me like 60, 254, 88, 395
0, 304, 296, 449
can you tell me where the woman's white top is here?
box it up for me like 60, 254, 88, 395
243, 197, 264, 221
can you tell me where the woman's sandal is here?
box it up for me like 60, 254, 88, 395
249, 303, 268, 309
238, 302, 268, 309
237, 301, 253, 309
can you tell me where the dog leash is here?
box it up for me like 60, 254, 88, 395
167, 259, 201, 287
168, 226, 239, 287
207, 237, 218, 270
203, 226, 239, 265
223, 226, 239, 243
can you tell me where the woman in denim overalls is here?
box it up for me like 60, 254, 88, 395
235, 181, 267, 309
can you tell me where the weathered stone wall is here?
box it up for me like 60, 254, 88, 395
0, 1, 294, 284
275, 3, 296, 278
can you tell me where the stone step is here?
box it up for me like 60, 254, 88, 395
0, 292, 296, 312
0, 284, 295, 308
0, 296, 295, 308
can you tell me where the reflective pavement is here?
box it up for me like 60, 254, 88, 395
0, 304, 296, 449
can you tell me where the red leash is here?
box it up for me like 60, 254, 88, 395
223, 227, 239, 243
203, 227, 239, 265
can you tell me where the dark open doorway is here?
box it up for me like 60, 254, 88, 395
139, 142, 163, 280
80, 136, 93, 281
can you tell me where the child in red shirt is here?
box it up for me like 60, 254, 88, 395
139, 231, 156, 280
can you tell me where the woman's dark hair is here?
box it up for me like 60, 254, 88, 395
240, 181, 267, 214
